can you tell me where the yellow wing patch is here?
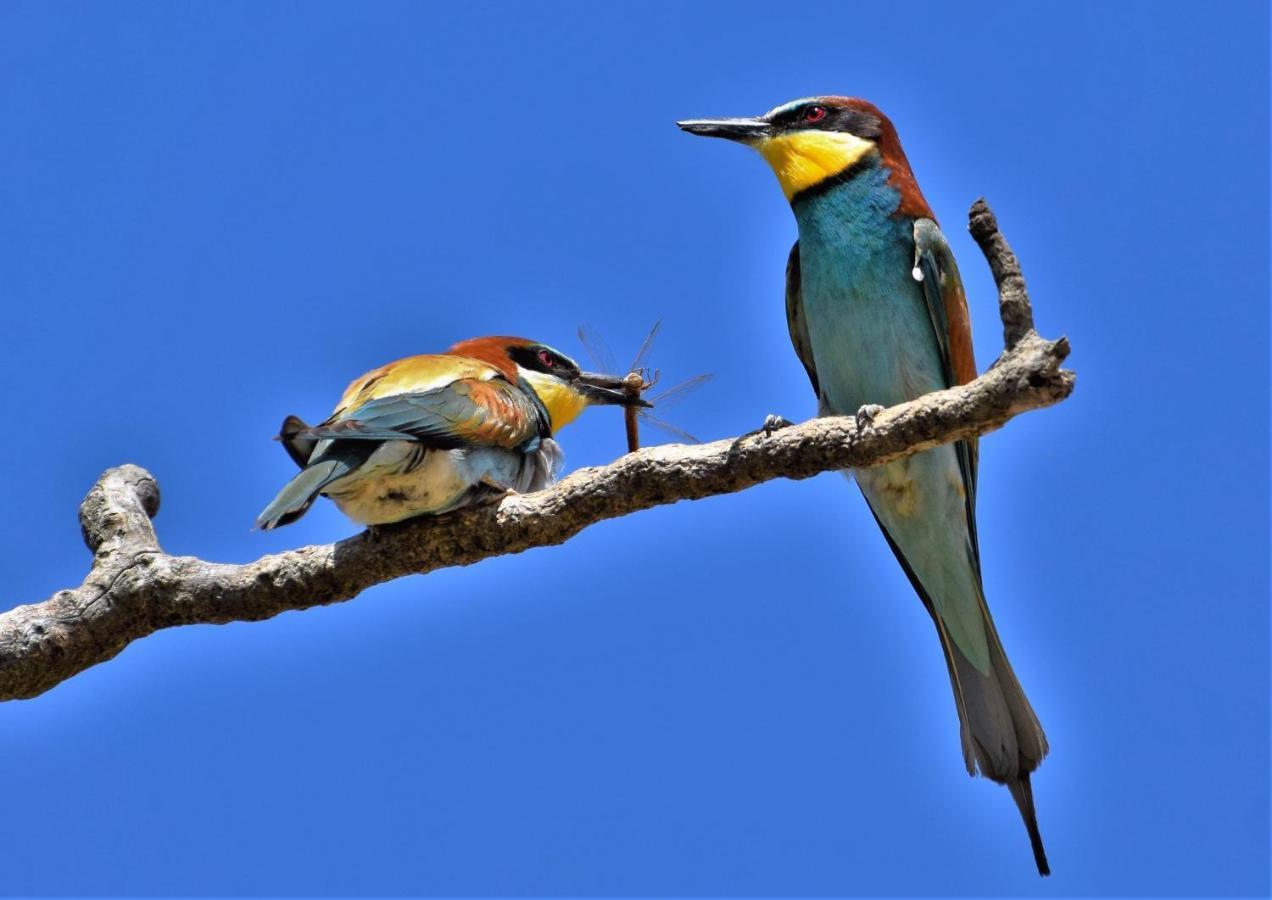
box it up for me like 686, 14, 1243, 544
334, 354, 500, 417
757, 131, 876, 200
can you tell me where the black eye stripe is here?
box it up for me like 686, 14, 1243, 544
772, 103, 830, 129
771, 104, 882, 140
508, 344, 581, 377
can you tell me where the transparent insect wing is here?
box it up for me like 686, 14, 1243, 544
637, 412, 702, 444
648, 373, 713, 408
576, 324, 619, 376
628, 320, 662, 373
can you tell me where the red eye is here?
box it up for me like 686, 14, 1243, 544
537, 349, 555, 368
804, 105, 827, 123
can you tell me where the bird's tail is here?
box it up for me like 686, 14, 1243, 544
255, 458, 354, 530
867, 503, 1050, 876
937, 602, 1051, 876
277, 414, 318, 468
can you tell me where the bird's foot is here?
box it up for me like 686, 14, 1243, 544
482, 489, 517, 505
476, 477, 519, 506
758, 414, 794, 437
855, 404, 885, 431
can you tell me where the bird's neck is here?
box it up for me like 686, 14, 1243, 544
791, 158, 905, 249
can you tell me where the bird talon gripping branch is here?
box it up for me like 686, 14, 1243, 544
854, 404, 885, 431
760, 414, 794, 436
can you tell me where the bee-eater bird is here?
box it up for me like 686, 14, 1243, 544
679, 98, 1050, 875
256, 336, 636, 530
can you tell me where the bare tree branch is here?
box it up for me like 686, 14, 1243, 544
0, 201, 1075, 701
969, 197, 1034, 350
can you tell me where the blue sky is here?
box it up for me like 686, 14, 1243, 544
0, 1, 1267, 896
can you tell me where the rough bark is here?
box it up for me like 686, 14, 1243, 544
0, 201, 1075, 701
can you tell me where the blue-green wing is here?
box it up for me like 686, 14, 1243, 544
784, 241, 821, 399
913, 218, 979, 548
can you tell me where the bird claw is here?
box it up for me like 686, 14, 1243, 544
855, 404, 885, 431
476, 478, 518, 505
760, 414, 794, 436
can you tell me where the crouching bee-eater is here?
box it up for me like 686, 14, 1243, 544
255, 336, 637, 530
679, 98, 1051, 875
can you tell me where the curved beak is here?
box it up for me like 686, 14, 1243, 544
575, 372, 652, 407
676, 116, 770, 143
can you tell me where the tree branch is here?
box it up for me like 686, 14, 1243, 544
0, 201, 1075, 701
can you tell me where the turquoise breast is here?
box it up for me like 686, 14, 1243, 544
792, 162, 946, 415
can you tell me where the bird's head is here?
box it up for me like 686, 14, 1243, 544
449, 336, 643, 433
678, 96, 929, 214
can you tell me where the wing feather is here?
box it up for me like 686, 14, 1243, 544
333, 354, 502, 418
913, 218, 980, 555
306, 375, 545, 451
784, 241, 821, 398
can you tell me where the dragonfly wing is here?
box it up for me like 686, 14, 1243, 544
648, 373, 713, 408
629, 320, 663, 373
576, 324, 619, 376
638, 412, 701, 444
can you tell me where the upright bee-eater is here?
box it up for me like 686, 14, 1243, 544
679, 98, 1050, 875
256, 336, 636, 530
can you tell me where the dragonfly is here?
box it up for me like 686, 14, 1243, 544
577, 321, 713, 452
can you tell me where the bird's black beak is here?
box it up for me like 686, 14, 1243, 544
676, 116, 770, 143
575, 372, 652, 407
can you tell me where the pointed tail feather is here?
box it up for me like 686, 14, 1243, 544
255, 458, 352, 530
1009, 772, 1050, 876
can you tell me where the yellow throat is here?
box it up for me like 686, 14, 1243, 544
757, 130, 876, 200
521, 371, 589, 433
